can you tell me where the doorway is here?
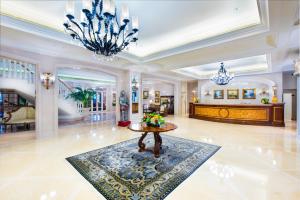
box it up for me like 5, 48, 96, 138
283, 89, 297, 121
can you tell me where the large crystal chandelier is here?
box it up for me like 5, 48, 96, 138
210, 62, 234, 85
63, 0, 139, 60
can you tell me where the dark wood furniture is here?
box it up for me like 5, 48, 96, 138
189, 103, 284, 127
128, 122, 177, 158
132, 103, 139, 114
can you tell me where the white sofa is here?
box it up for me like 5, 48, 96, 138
2, 107, 35, 131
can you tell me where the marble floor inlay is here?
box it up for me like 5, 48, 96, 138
0, 117, 299, 200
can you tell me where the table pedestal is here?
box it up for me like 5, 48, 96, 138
138, 132, 162, 158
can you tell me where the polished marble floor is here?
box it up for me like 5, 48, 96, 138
0, 116, 299, 200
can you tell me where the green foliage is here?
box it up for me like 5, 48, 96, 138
66, 87, 96, 108
261, 97, 269, 104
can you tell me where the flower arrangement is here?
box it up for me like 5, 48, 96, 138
261, 97, 269, 104
142, 113, 165, 127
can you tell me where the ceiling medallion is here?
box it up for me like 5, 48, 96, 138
63, 0, 139, 61
210, 62, 234, 85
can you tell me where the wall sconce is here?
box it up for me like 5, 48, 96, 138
259, 88, 269, 96
40, 72, 55, 89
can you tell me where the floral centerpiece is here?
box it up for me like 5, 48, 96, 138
142, 113, 165, 127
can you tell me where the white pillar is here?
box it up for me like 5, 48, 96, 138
96, 92, 99, 112
294, 60, 300, 136
297, 76, 300, 136
35, 59, 58, 138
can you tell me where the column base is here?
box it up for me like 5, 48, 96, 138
118, 121, 131, 127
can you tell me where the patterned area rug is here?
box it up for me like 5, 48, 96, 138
66, 135, 221, 200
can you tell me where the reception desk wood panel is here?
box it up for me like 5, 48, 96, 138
189, 103, 284, 127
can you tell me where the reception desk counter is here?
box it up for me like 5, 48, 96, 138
189, 103, 284, 127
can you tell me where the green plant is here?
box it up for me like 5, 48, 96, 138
66, 87, 96, 108
261, 97, 269, 104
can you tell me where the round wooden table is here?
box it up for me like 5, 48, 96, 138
128, 122, 177, 158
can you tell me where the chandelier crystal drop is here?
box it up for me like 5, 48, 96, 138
63, 0, 139, 58
210, 62, 234, 85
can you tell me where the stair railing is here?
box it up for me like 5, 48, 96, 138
0, 57, 35, 84
58, 79, 85, 114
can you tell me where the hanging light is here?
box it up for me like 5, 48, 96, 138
210, 62, 234, 85
63, 0, 139, 60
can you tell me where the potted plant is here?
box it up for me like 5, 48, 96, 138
261, 97, 269, 104
66, 87, 96, 113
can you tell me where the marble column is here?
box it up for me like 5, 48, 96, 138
294, 60, 300, 137
35, 58, 58, 138
129, 71, 142, 123
297, 76, 300, 136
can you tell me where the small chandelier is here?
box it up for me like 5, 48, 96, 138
210, 62, 234, 85
63, 0, 139, 60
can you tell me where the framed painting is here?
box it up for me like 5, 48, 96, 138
227, 89, 239, 99
155, 91, 160, 98
242, 88, 256, 99
143, 90, 149, 99
213, 90, 224, 99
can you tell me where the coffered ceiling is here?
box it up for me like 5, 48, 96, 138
0, 0, 299, 81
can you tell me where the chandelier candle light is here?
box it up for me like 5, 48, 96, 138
210, 62, 234, 85
63, 0, 139, 60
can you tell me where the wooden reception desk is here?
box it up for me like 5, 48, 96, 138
189, 103, 285, 127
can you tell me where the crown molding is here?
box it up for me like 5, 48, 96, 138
0, 0, 269, 64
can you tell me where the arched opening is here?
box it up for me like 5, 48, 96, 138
56, 66, 117, 127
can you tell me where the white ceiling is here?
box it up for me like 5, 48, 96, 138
173, 54, 269, 79
1, 0, 261, 58
0, 0, 299, 81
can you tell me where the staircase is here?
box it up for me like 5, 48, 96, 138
0, 57, 83, 121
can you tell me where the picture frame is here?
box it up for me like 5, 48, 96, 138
155, 91, 160, 98
213, 90, 224, 99
154, 97, 160, 105
227, 89, 239, 99
143, 90, 149, 99
242, 88, 256, 99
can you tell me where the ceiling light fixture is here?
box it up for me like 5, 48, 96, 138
63, 0, 139, 61
210, 62, 234, 85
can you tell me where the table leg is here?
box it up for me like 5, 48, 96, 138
158, 134, 162, 148
154, 132, 161, 158
138, 132, 148, 152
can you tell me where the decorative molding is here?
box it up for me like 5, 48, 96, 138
0, 0, 270, 63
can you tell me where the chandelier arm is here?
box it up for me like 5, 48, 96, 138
86, 20, 98, 49
65, 27, 94, 51
68, 20, 96, 49
90, 22, 102, 52
69, 20, 85, 38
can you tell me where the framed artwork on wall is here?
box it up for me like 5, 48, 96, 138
242, 88, 256, 99
227, 89, 239, 99
213, 90, 224, 99
143, 90, 149, 99
155, 91, 160, 98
